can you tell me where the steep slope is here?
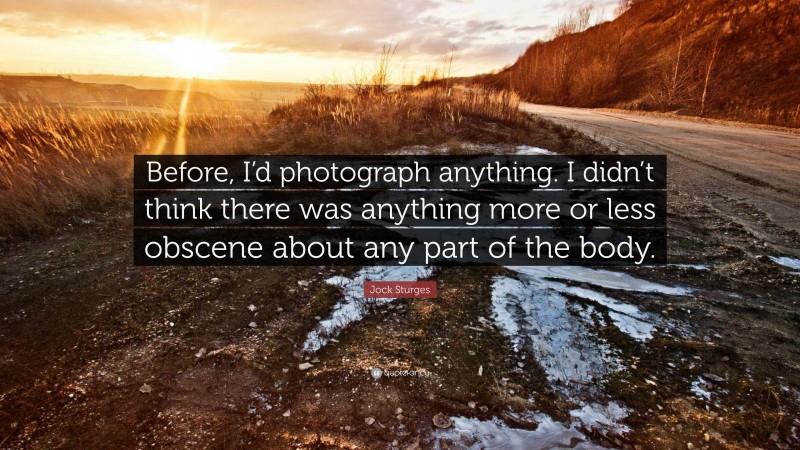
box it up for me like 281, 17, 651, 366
479, 0, 800, 127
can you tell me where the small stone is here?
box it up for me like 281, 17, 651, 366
432, 413, 452, 429
478, 365, 483, 377
195, 348, 207, 358
247, 304, 257, 312
211, 277, 220, 283
248, 322, 257, 328
282, 410, 291, 417
395, 407, 403, 414
686, 443, 694, 450
478, 406, 489, 413
702, 373, 726, 383
704, 433, 710, 442
517, 362, 524, 368
139, 383, 153, 394
282, 368, 289, 373
344, 425, 351, 432
298, 363, 313, 371
468, 401, 476, 409
364, 417, 375, 426
277, 307, 284, 312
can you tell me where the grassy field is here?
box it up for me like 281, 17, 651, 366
0, 85, 575, 238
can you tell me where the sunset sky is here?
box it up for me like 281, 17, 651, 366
0, 0, 618, 83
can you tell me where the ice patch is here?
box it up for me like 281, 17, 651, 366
489, 265, 692, 440
515, 145, 557, 155
512, 266, 692, 296
771, 256, 800, 271
672, 264, 710, 271
434, 415, 606, 450
691, 376, 712, 401
302, 266, 432, 353
491, 275, 621, 385
570, 402, 630, 432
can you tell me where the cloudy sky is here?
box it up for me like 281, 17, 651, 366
0, 0, 618, 82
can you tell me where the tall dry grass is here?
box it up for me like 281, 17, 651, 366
0, 105, 261, 237
0, 85, 530, 238
264, 85, 527, 152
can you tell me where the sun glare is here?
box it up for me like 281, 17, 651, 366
163, 37, 227, 77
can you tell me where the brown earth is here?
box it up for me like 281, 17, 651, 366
1, 118, 799, 449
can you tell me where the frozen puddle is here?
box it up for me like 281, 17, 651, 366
435, 415, 605, 450
771, 256, 800, 272
486, 266, 691, 442
514, 145, 557, 155
302, 266, 432, 353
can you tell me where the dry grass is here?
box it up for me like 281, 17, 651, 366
0, 85, 536, 238
0, 105, 262, 237
264, 85, 528, 153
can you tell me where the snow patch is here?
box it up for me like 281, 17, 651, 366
302, 266, 432, 353
434, 415, 606, 450
514, 145, 557, 155
771, 256, 800, 271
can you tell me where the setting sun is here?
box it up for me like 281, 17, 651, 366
161, 37, 227, 77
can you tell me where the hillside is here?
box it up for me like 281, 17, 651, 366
0, 75, 224, 110
478, 0, 800, 127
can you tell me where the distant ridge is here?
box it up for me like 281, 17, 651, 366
0, 75, 222, 110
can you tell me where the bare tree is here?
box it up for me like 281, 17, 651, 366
699, 33, 722, 116
439, 44, 458, 91
650, 35, 696, 110
371, 42, 397, 95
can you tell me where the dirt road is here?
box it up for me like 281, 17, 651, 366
522, 104, 800, 254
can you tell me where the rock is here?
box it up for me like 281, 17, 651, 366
478, 365, 483, 377
282, 368, 289, 373
517, 362, 524, 368
195, 348, 207, 358
395, 407, 403, 415
686, 443, 694, 450
343, 425, 351, 432
248, 322, 257, 328
211, 277, 220, 283
702, 373, 726, 383
298, 362, 314, 371
282, 410, 291, 417
276, 307, 284, 312
247, 304, 257, 312
139, 383, 153, 394
478, 406, 489, 413
364, 417, 375, 426
432, 413, 452, 429
468, 401, 476, 409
